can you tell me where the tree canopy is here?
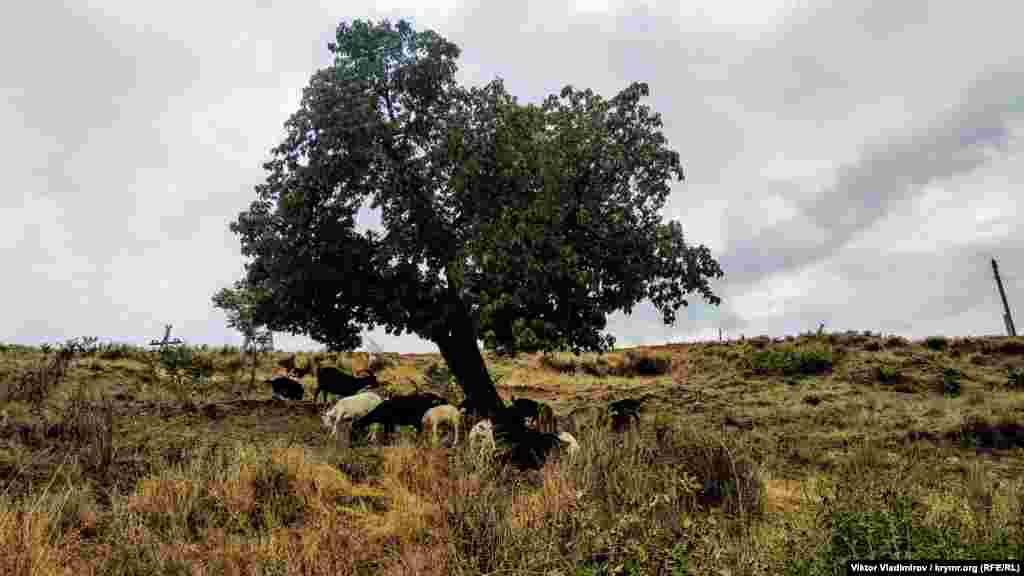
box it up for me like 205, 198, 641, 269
225, 17, 724, 417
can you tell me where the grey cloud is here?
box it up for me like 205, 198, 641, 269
2, 1, 1022, 353
720, 64, 1023, 290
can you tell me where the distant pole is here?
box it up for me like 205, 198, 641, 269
991, 258, 1017, 337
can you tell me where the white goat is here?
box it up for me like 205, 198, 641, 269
421, 404, 462, 446
322, 391, 384, 444
557, 431, 580, 459
467, 419, 496, 457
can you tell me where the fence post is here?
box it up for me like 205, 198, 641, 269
992, 258, 1017, 337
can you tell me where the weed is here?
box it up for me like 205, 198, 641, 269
875, 365, 901, 384
942, 368, 963, 398
1008, 367, 1024, 390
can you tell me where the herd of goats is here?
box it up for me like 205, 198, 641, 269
266, 357, 644, 470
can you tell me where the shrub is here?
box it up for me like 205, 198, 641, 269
1007, 367, 1024, 390
924, 336, 949, 351
885, 335, 909, 348
4, 338, 88, 404
748, 346, 833, 377
579, 355, 611, 377
942, 368, 963, 397
97, 342, 137, 361
995, 338, 1024, 355
424, 362, 454, 388
624, 351, 672, 376
875, 365, 901, 384
540, 352, 578, 374
158, 345, 213, 400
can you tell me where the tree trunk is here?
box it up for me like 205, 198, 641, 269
433, 302, 505, 420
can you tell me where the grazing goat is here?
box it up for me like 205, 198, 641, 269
498, 429, 564, 471
509, 397, 557, 432
511, 397, 539, 422
268, 376, 304, 401
468, 419, 496, 457
352, 393, 446, 444
557, 431, 580, 459
609, 398, 643, 432
421, 404, 462, 446
315, 365, 378, 405
321, 391, 384, 443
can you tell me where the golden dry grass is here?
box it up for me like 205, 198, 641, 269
1, 334, 1022, 574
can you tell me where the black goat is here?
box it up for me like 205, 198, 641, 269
510, 397, 557, 433
511, 397, 540, 420
351, 393, 447, 443
315, 366, 378, 404
609, 398, 643, 432
268, 376, 304, 401
497, 428, 566, 470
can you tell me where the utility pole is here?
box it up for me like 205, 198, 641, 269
991, 258, 1017, 337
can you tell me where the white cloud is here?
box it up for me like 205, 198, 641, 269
2, 0, 1022, 353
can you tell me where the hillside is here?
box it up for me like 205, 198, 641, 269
1, 333, 1022, 574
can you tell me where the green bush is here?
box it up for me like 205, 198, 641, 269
424, 362, 454, 388
925, 336, 949, 351
749, 346, 833, 377
97, 342, 137, 360
784, 478, 1023, 576
875, 365, 901, 384
942, 368, 962, 397
1006, 367, 1024, 390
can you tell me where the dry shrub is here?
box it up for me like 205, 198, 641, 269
621, 350, 672, 376
539, 352, 578, 374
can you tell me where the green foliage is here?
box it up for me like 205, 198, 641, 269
875, 365, 901, 384
158, 345, 213, 398
785, 488, 1022, 574
748, 346, 834, 377
424, 362, 454, 388
224, 17, 725, 414
97, 342, 138, 360
1008, 366, 1024, 389
941, 368, 962, 397
924, 336, 948, 351
228, 17, 723, 352
211, 282, 274, 356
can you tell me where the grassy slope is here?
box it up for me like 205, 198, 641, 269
1, 334, 1022, 574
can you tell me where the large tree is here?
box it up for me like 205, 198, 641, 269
227, 18, 724, 421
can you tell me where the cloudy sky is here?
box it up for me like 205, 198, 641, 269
3, 0, 1022, 353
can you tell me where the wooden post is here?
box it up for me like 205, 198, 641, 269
992, 258, 1017, 337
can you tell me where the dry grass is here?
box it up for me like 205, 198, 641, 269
1, 334, 1022, 574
